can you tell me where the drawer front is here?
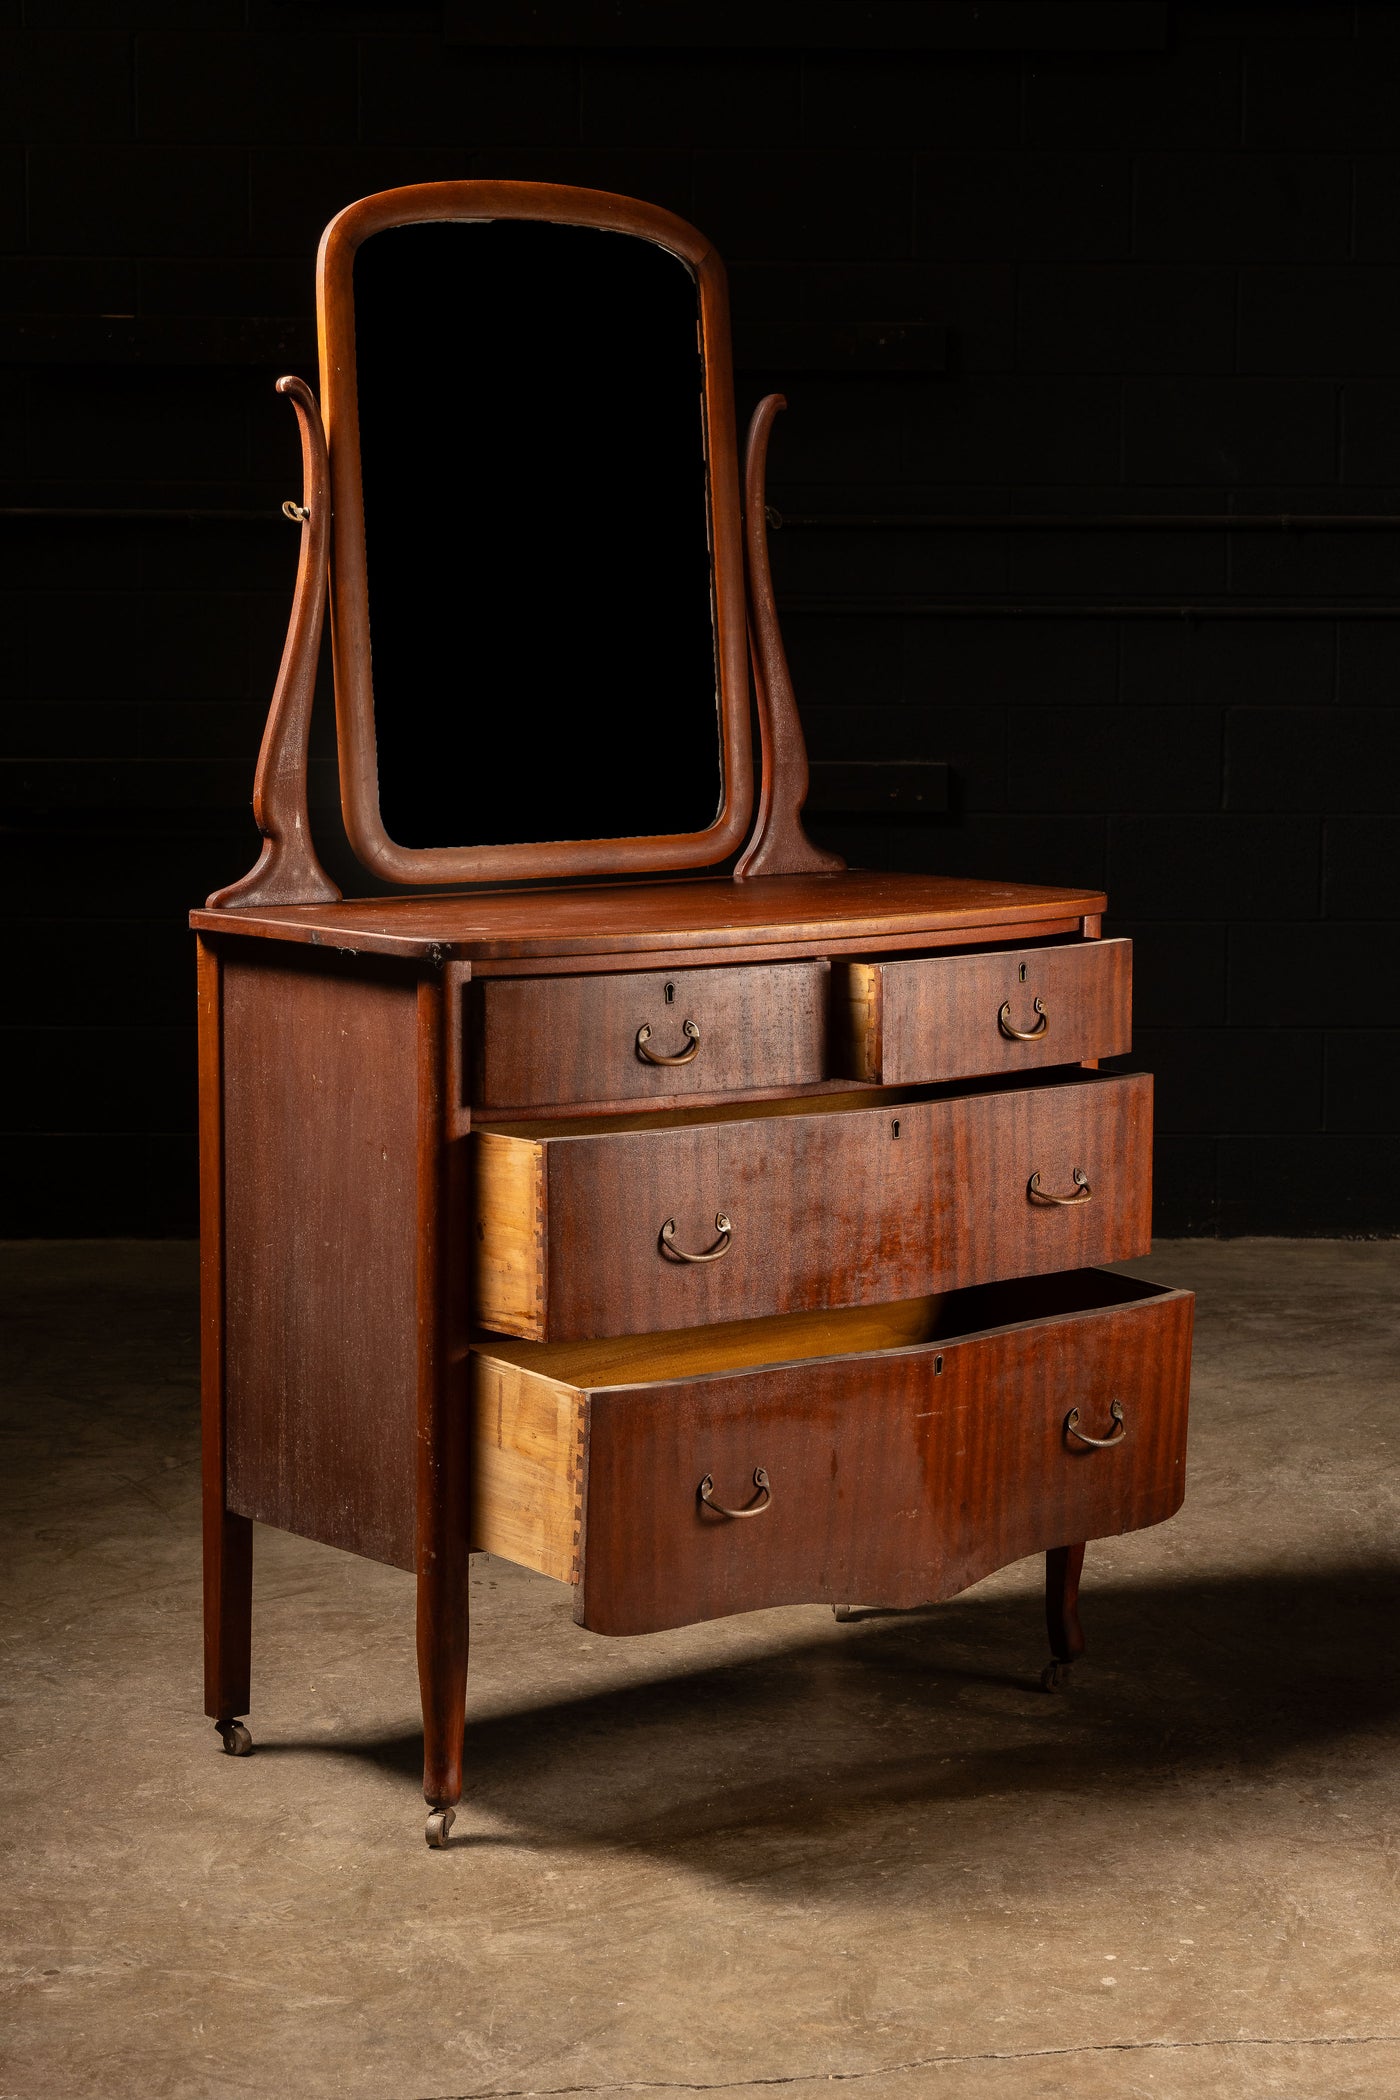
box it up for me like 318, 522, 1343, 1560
472, 1072, 1153, 1340
835, 939, 1131, 1086
573, 1280, 1193, 1634
470, 961, 829, 1113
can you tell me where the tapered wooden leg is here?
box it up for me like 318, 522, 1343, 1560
1042, 1542, 1086, 1690
198, 935, 254, 1755
418, 1548, 470, 1838
204, 1503, 253, 1739
416, 971, 471, 1847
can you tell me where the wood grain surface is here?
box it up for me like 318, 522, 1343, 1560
470, 1355, 584, 1583
221, 947, 421, 1570
733, 393, 846, 881
205, 377, 340, 911
1046, 1543, 1087, 1666
191, 870, 1107, 963
473, 1290, 950, 1386
835, 938, 1132, 1085
413, 970, 472, 1812
575, 1278, 1191, 1634
469, 1294, 953, 1581
472, 1072, 1153, 1341
198, 936, 253, 1722
472, 1132, 546, 1339
470, 960, 829, 1112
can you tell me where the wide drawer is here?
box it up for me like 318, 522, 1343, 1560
834, 938, 1131, 1085
469, 961, 829, 1113
472, 1071, 1152, 1341
470, 1267, 1193, 1635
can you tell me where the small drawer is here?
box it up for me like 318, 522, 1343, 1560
469, 960, 829, 1114
470, 1267, 1193, 1635
834, 938, 1131, 1085
471, 1071, 1153, 1342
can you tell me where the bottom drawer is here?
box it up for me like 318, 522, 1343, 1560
470, 1267, 1193, 1637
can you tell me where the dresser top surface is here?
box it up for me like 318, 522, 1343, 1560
191, 870, 1106, 965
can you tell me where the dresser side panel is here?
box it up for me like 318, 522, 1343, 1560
222, 950, 419, 1569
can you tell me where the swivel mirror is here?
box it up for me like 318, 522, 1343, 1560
321, 184, 753, 885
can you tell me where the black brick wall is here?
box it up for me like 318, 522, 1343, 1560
4, 2, 1398, 1236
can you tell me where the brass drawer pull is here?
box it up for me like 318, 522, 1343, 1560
999, 996, 1048, 1041
1028, 1168, 1092, 1206
1065, 1400, 1125, 1449
637, 1019, 701, 1066
660, 1212, 733, 1262
699, 1466, 771, 1518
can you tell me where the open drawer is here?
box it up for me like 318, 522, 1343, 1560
470, 1266, 1193, 1636
833, 938, 1131, 1085
472, 1071, 1153, 1341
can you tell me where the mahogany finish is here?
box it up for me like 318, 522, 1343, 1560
472, 1073, 1153, 1342
835, 937, 1133, 1086
193, 869, 1108, 963
198, 939, 252, 1727
569, 1276, 1193, 1637
206, 379, 339, 911
194, 183, 1191, 1846
469, 960, 829, 1113
221, 947, 421, 1570
1046, 1544, 1087, 1675
414, 971, 472, 1819
733, 394, 846, 882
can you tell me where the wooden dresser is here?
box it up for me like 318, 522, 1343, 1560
192, 182, 1192, 1849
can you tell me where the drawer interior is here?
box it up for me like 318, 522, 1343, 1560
475, 1083, 913, 1140
474, 1064, 1110, 1142
471, 1265, 1177, 1391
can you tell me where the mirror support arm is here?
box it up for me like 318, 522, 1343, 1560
206, 376, 341, 910
733, 394, 845, 883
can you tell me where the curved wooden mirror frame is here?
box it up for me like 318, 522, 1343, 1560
318, 180, 753, 887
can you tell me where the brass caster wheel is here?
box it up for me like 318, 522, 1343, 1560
215, 1718, 253, 1755
425, 1807, 456, 1849
1041, 1661, 1071, 1693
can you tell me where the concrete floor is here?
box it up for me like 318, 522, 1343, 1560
3, 1242, 1400, 2100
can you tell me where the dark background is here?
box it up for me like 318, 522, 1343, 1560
4, 0, 1398, 1237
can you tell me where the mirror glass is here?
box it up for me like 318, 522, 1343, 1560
352, 219, 723, 851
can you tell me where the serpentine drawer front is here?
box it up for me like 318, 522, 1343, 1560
469, 1268, 1194, 1636
470, 960, 830, 1113
834, 938, 1132, 1086
472, 1071, 1153, 1341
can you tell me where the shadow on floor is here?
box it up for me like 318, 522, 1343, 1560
252, 1559, 1400, 1875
